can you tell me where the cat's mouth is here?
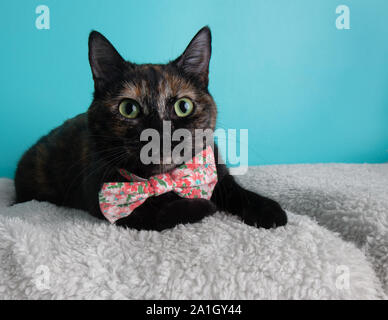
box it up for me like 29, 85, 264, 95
157, 162, 179, 173
120, 143, 204, 177
127, 162, 179, 179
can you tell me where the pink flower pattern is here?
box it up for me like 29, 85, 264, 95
99, 146, 218, 223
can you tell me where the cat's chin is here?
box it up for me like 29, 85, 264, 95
152, 163, 179, 175
119, 152, 196, 178
126, 163, 180, 179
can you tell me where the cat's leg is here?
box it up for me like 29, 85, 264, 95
115, 193, 217, 231
211, 174, 287, 229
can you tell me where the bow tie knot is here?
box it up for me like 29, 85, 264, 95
117, 171, 175, 196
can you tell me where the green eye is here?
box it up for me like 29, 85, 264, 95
174, 98, 194, 117
119, 99, 141, 119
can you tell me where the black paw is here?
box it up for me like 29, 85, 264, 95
165, 198, 217, 215
240, 190, 287, 229
159, 198, 217, 230
115, 194, 217, 231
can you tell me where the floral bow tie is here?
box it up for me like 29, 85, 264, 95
99, 146, 218, 223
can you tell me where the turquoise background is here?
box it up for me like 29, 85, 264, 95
1, 0, 388, 178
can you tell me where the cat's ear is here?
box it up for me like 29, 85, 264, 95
173, 26, 212, 87
88, 31, 126, 90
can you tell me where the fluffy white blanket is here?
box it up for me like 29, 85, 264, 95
0, 164, 387, 299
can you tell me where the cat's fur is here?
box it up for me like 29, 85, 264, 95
14, 27, 287, 231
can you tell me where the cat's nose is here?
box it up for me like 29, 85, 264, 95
146, 110, 163, 129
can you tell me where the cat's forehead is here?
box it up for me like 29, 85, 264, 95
119, 64, 198, 100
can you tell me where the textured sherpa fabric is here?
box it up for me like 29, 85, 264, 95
237, 164, 388, 296
0, 163, 387, 299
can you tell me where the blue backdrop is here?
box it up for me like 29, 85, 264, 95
1, 0, 387, 178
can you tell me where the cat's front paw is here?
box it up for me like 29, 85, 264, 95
240, 191, 287, 229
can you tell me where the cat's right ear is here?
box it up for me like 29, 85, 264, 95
88, 31, 126, 90
172, 27, 212, 88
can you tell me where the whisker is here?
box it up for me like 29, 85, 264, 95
61, 149, 128, 206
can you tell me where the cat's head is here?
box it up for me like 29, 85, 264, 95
87, 27, 217, 177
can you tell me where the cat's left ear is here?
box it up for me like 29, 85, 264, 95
173, 26, 212, 87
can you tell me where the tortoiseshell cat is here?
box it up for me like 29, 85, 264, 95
14, 27, 287, 231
